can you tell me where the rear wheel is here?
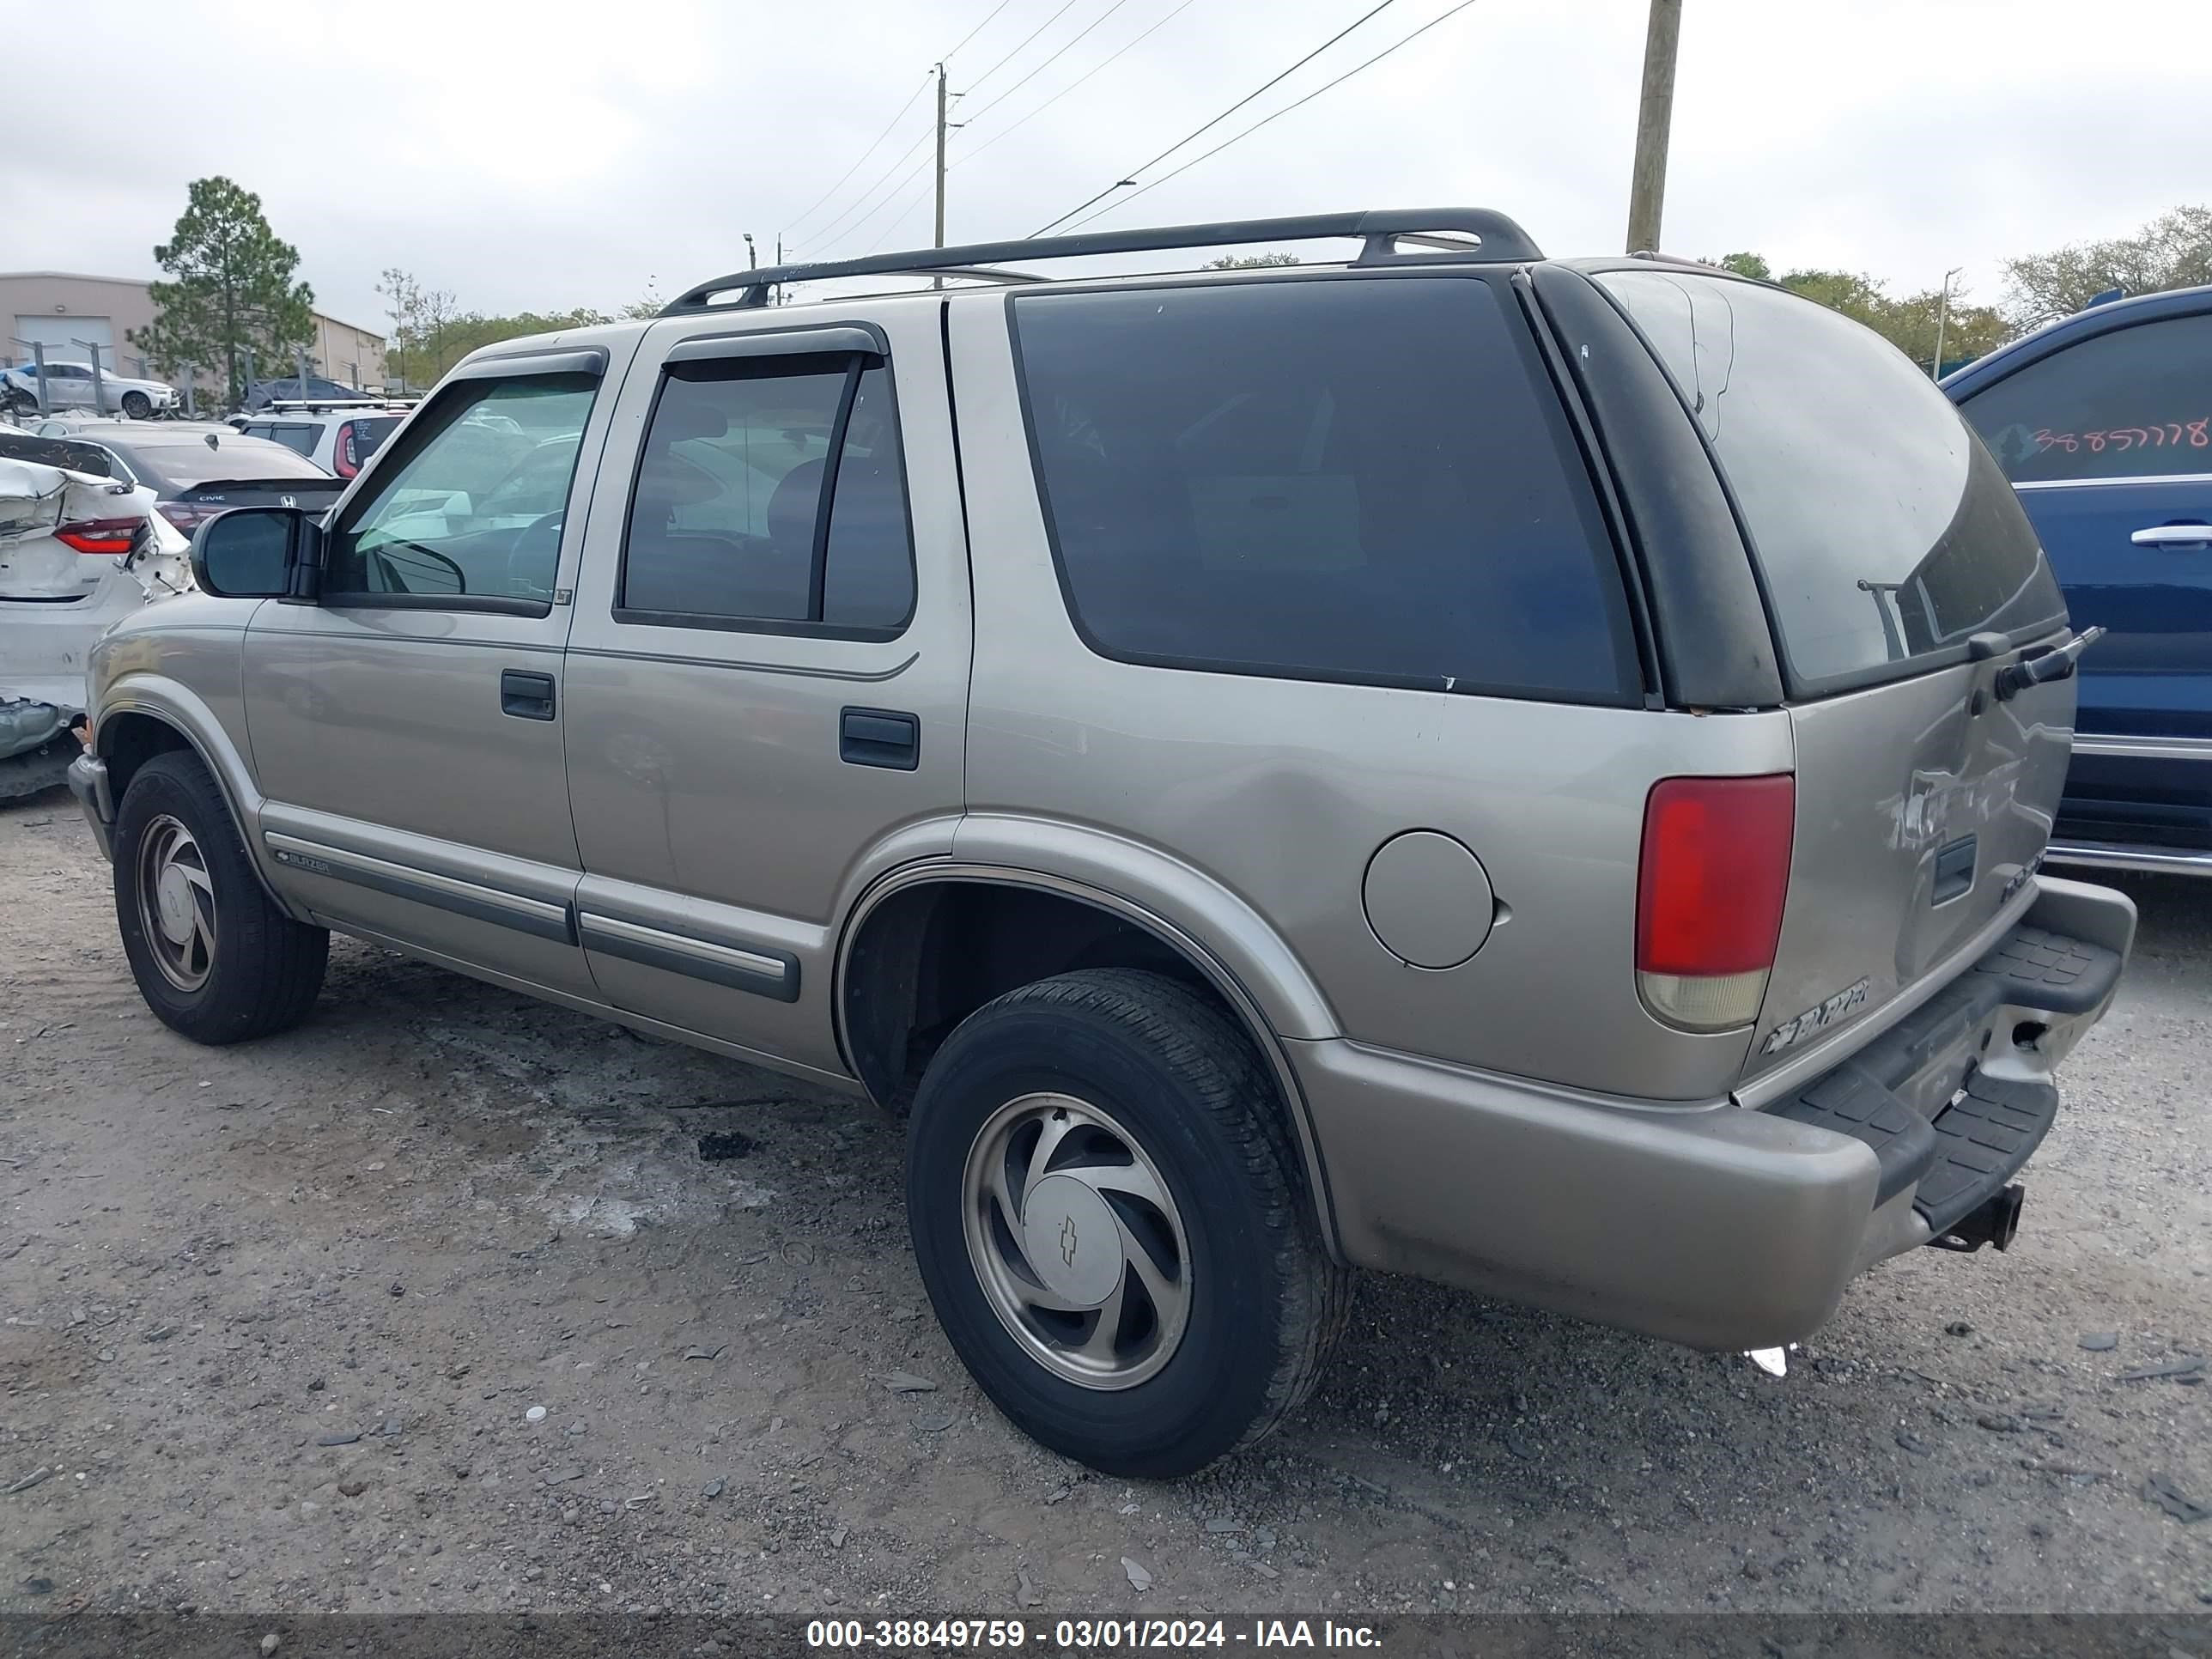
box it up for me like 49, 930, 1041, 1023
113, 751, 327, 1043
118, 390, 152, 421
907, 968, 1347, 1477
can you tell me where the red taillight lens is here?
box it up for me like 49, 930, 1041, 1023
1637, 775, 1796, 1031
333, 420, 358, 479
54, 517, 143, 556
158, 502, 217, 534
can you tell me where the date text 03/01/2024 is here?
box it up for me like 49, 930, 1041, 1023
805, 1619, 1384, 1649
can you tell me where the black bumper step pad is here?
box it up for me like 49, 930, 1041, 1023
1771, 1063, 1936, 1207
1913, 1070, 2059, 1239
1968, 924, 2124, 1017
1765, 915, 2109, 1237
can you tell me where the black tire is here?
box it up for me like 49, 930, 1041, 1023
119, 390, 152, 421
113, 750, 327, 1043
907, 968, 1348, 1477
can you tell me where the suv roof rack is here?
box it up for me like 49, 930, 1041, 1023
663, 207, 1542, 314
257, 398, 409, 412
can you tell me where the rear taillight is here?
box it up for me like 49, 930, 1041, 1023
54, 517, 143, 556
158, 502, 220, 534
1636, 775, 1796, 1032
333, 420, 359, 478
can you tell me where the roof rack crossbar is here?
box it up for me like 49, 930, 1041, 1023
662, 208, 1540, 315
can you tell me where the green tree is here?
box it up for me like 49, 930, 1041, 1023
2001, 204, 2212, 328
1203, 252, 1299, 269
375, 268, 453, 392
1696, 253, 2010, 370
1710, 251, 1771, 281
392, 307, 611, 380
130, 177, 314, 405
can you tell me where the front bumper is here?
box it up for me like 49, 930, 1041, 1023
1293, 876, 2136, 1352
69, 750, 115, 860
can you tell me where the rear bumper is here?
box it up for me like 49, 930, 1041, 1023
1294, 876, 2136, 1352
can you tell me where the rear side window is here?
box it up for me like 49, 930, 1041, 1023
1956, 312, 2212, 483
1012, 277, 1637, 702
249, 422, 318, 456
1599, 270, 2063, 690
619, 356, 915, 635
333, 415, 403, 479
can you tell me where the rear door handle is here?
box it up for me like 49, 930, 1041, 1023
840, 707, 919, 770
500, 669, 556, 720
2130, 522, 2212, 547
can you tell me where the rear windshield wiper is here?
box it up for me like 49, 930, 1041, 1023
1993, 626, 2106, 701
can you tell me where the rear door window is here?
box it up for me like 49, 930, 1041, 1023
618, 355, 915, 635
1955, 311, 2212, 483
1010, 276, 1638, 702
1598, 270, 2063, 691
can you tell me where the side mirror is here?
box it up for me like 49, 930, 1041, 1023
189, 507, 324, 601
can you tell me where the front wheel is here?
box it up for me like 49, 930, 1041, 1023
907, 969, 1348, 1477
118, 390, 153, 420
113, 750, 328, 1043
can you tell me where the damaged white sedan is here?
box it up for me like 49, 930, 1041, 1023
2, 434, 191, 799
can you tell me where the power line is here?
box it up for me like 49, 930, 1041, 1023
809, 123, 939, 246
782, 1, 1016, 248
961, 0, 1133, 128
1031, 0, 1398, 235
964, 0, 1085, 95
953, 0, 1198, 172
944, 0, 1015, 60
842, 0, 1169, 258
782, 72, 933, 239
1062, 0, 1483, 234
849, 149, 945, 254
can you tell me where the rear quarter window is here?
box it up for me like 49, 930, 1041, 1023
1011, 276, 1638, 702
1598, 270, 2063, 692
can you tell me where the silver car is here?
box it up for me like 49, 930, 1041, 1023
64, 210, 2136, 1478
3, 359, 180, 420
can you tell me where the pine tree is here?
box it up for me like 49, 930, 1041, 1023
131, 177, 315, 406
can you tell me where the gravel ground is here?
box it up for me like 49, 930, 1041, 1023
2, 790, 2208, 1620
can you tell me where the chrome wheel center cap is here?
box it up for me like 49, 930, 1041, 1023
1020, 1175, 1123, 1306
155, 866, 197, 943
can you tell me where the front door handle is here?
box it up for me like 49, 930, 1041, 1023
2130, 522, 2212, 547
500, 669, 556, 720
840, 706, 919, 770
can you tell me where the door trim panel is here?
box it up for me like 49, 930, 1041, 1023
264, 832, 576, 943
565, 644, 918, 682
577, 910, 801, 1002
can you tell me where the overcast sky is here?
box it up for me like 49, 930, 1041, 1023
4, 0, 2207, 331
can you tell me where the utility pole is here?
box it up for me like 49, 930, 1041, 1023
1625, 0, 1682, 254
1930, 265, 1964, 377
933, 62, 949, 252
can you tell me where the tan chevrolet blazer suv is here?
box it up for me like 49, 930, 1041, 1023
66, 211, 2136, 1476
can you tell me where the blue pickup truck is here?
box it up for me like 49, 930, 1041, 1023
1946, 283, 2212, 876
